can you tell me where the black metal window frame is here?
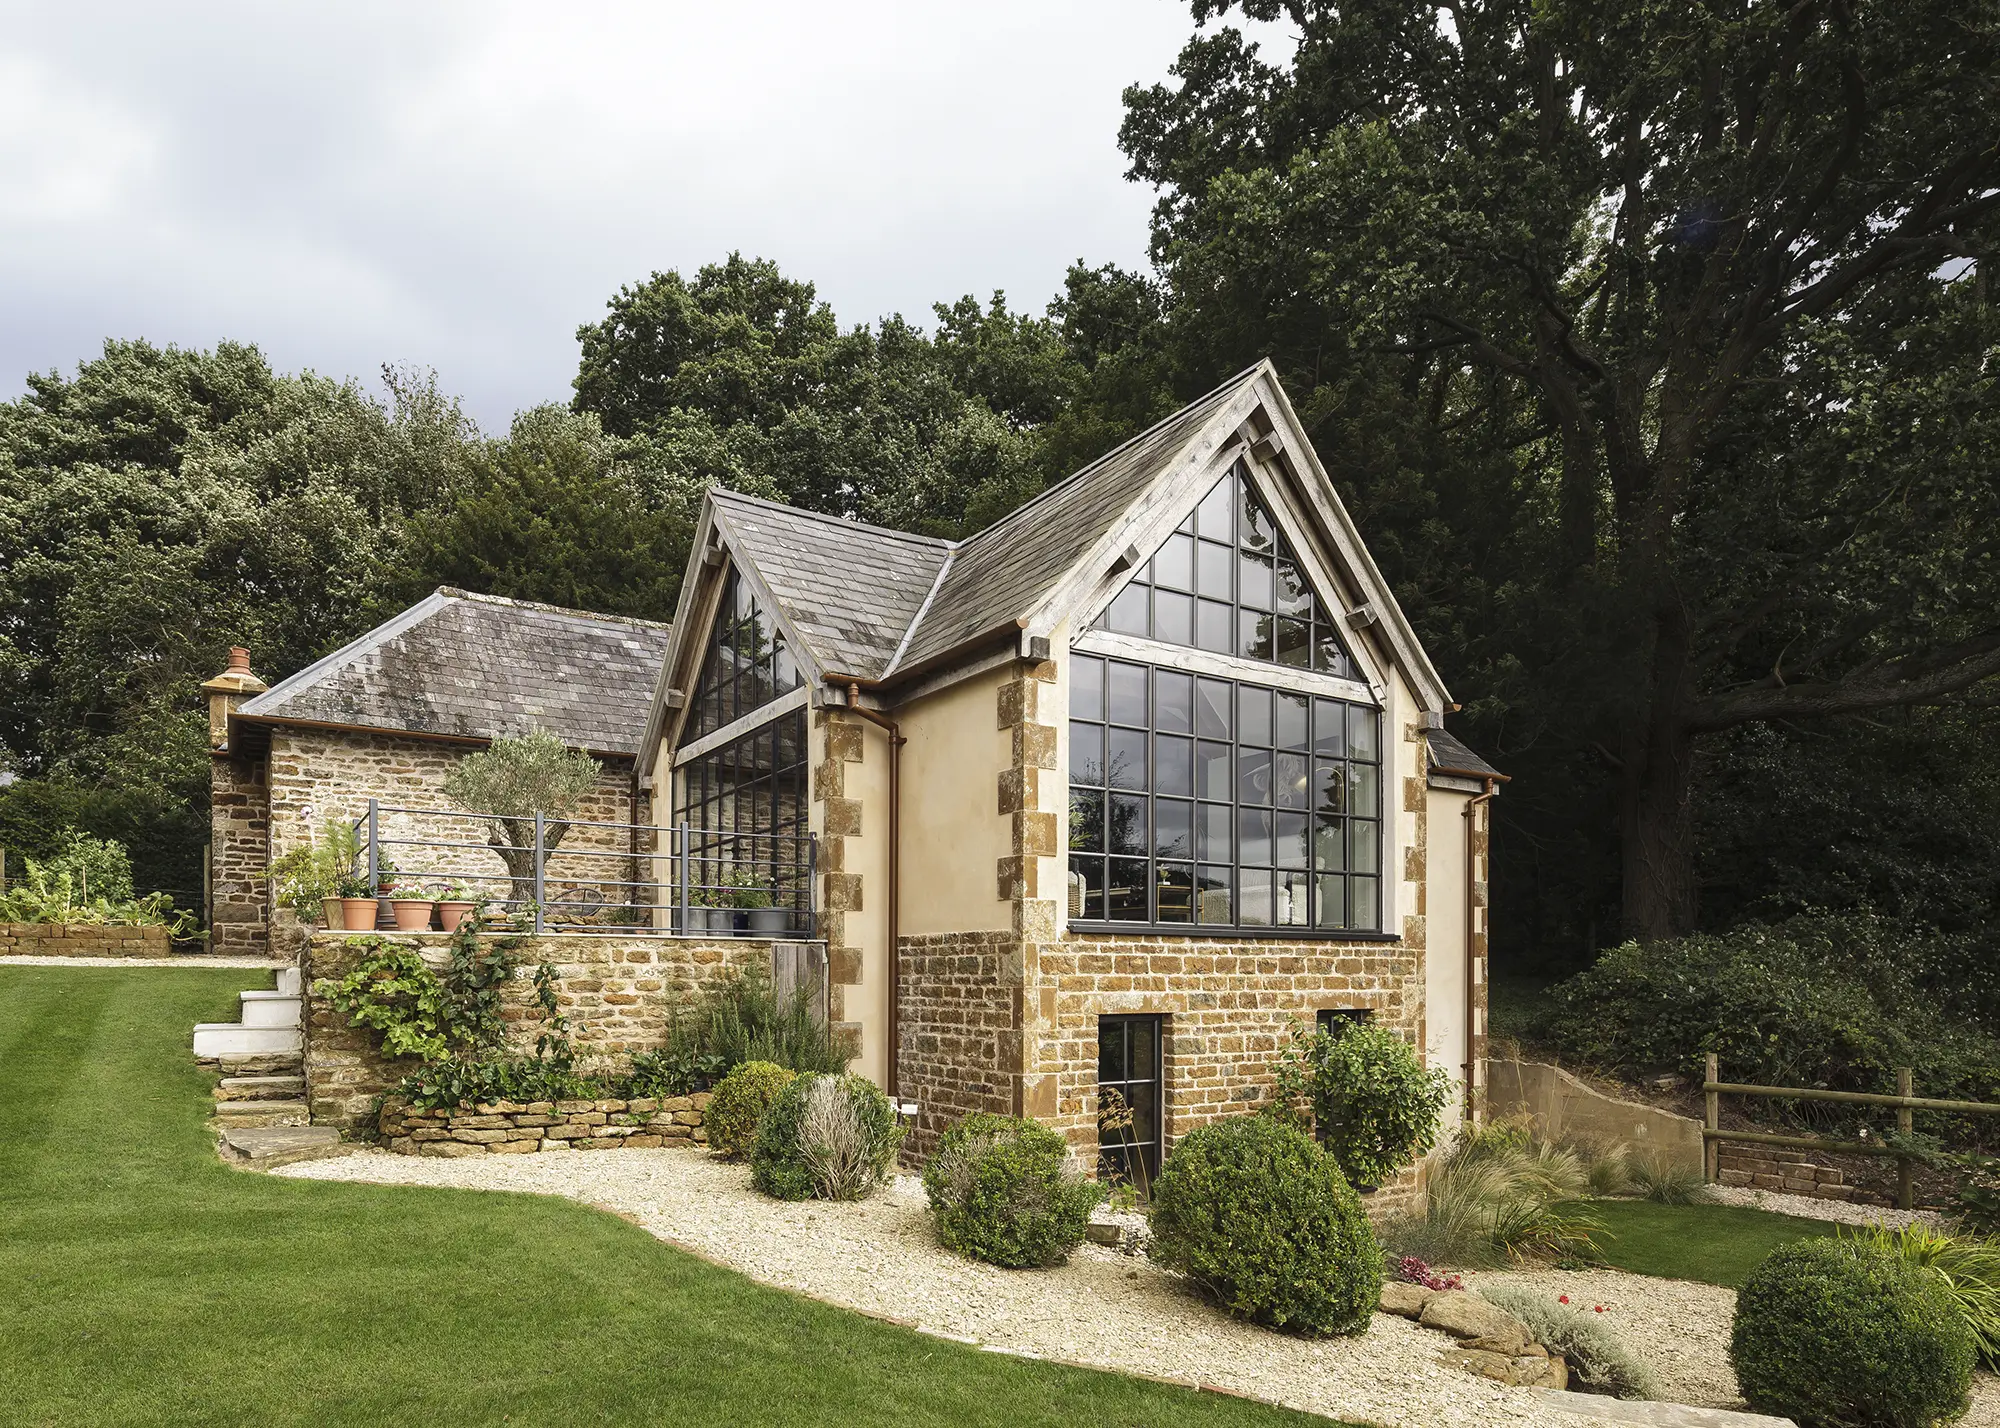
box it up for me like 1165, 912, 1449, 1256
1094, 459, 1360, 681
1068, 654, 1384, 935
1098, 1013, 1164, 1183
677, 705, 810, 911
690, 568, 802, 742
1317, 1007, 1374, 1036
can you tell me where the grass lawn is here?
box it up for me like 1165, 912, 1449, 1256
1591, 1198, 1838, 1288
0, 966, 1330, 1428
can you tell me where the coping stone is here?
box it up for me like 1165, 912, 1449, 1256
1535, 1389, 1797, 1428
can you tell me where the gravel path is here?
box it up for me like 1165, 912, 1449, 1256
1704, 1184, 1944, 1228
1474, 1265, 2000, 1424
280, 1145, 1612, 1428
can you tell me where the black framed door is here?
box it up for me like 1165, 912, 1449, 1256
1098, 1014, 1163, 1183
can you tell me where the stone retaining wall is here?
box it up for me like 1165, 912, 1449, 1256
378, 1094, 709, 1155
0, 923, 172, 957
304, 930, 800, 1128
1716, 1143, 1887, 1204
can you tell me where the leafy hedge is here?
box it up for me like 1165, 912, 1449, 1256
705, 1061, 796, 1159
1271, 1020, 1451, 1186
1732, 1237, 1973, 1428
1542, 914, 2000, 1110
1147, 1116, 1382, 1336
923, 1114, 1103, 1268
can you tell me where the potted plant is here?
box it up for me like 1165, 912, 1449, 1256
436, 881, 481, 933
686, 881, 731, 935
338, 874, 379, 932
740, 881, 788, 936
389, 879, 436, 932
267, 816, 363, 929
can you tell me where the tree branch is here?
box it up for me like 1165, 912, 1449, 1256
1688, 634, 2000, 731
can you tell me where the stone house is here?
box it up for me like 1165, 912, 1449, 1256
206, 359, 1501, 1183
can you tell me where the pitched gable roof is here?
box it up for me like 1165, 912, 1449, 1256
237, 589, 672, 757
707, 489, 950, 681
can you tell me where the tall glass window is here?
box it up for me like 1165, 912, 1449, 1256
1094, 461, 1358, 681
1067, 654, 1382, 932
689, 570, 801, 740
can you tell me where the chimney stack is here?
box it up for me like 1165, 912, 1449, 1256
201, 646, 268, 751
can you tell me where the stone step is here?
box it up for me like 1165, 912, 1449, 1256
211, 1049, 303, 1076
239, 990, 302, 1028
212, 1099, 309, 1127
214, 1075, 306, 1102
192, 1023, 300, 1059
1537, 1388, 1797, 1427
274, 966, 302, 997
219, 1125, 347, 1169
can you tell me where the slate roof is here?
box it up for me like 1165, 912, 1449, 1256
701, 366, 1260, 684
707, 490, 950, 680
1425, 728, 1505, 781
237, 589, 673, 757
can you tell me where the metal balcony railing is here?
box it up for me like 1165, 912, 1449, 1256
350, 799, 817, 938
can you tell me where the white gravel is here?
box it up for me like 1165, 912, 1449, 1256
280, 1145, 1615, 1428
1704, 1184, 1945, 1229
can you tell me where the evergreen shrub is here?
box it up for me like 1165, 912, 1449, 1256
923, 1114, 1103, 1268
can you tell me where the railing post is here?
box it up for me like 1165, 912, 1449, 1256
367, 799, 380, 894
807, 832, 818, 939
533, 811, 545, 937
1897, 1066, 1915, 1211
1704, 1052, 1720, 1183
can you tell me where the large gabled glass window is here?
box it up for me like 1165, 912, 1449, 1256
688, 570, 801, 741
1067, 654, 1383, 933
1094, 460, 1359, 682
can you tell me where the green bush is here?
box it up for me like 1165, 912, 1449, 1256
705, 1061, 796, 1159
1731, 1237, 1974, 1428
1270, 1020, 1452, 1186
752, 1074, 902, 1201
649, 969, 850, 1093
1147, 1116, 1383, 1336
1845, 1223, 2000, 1370
1544, 914, 2000, 1118
923, 1115, 1104, 1268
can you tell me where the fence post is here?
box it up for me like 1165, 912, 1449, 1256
1704, 1052, 1720, 1183
367, 799, 380, 893
1897, 1066, 1915, 1211
676, 823, 688, 935
533, 811, 545, 937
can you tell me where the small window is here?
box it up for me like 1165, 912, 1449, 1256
1098, 1015, 1163, 1185
1317, 1007, 1372, 1036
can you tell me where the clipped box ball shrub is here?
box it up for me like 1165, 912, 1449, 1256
923, 1114, 1104, 1268
704, 1061, 796, 1159
752, 1073, 903, 1201
1731, 1237, 1974, 1428
1148, 1115, 1383, 1336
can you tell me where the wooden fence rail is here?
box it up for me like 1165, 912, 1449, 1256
1703, 1052, 2000, 1209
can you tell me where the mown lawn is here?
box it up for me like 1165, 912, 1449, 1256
1592, 1198, 1837, 1288
0, 966, 1330, 1428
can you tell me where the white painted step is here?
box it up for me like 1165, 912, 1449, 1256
274, 966, 302, 996
239, 990, 301, 1027
192, 1023, 301, 1058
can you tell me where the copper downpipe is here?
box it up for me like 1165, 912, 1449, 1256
837, 681, 906, 1099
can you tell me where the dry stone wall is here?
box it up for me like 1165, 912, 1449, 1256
378, 1093, 710, 1155
0, 923, 172, 957
303, 930, 776, 1128
1717, 1143, 1885, 1204
209, 752, 272, 956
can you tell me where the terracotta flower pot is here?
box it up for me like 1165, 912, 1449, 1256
340, 897, 379, 932
390, 898, 435, 932
436, 900, 478, 933
320, 897, 344, 930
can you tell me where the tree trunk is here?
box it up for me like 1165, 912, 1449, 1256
1618, 605, 1700, 942
490, 818, 570, 914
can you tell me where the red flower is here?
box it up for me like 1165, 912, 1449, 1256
1558, 1295, 1569, 1304
1594, 1306, 1606, 1313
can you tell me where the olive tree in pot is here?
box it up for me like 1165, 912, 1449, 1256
442, 729, 603, 917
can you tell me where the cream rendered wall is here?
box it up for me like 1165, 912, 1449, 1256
1426, 785, 1470, 1135
899, 665, 1013, 937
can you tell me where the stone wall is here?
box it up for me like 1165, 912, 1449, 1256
209, 752, 271, 957
378, 1093, 710, 1155
1716, 1143, 1884, 1204
303, 930, 787, 1128
897, 931, 1019, 1137
0, 923, 173, 957
1487, 1058, 1704, 1174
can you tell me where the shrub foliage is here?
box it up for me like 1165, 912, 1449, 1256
1271, 1020, 1451, 1186
705, 1061, 796, 1159
1731, 1237, 1974, 1428
1478, 1283, 1660, 1399
1148, 1116, 1383, 1336
752, 1073, 902, 1201
923, 1114, 1104, 1269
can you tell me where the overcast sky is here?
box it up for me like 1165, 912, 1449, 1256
1, 3, 1264, 433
